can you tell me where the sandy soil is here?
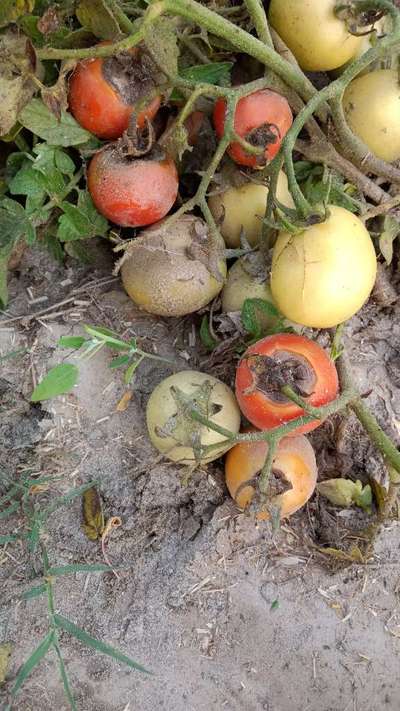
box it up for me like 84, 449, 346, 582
1, 244, 400, 711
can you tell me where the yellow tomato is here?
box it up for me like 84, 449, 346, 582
268, 0, 362, 71
270, 205, 377, 328
343, 69, 400, 163
221, 253, 273, 312
208, 171, 293, 248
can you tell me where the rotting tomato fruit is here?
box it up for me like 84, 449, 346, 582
87, 144, 178, 227
213, 90, 293, 168
268, 0, 363, 72
146, 370, 241, 464
120, 214, 226, 316
225, 434, 318, 520
235, 333, 339, 435
68, 46, 161, 139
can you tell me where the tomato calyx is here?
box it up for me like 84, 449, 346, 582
334, 4, 385, 36
117, 115, 156, 158
243, 351, 317, 403
102, 49, 157, 106
185, 218, 226, 282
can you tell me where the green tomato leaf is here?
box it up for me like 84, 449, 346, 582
9, 167, 47, 198
76, 0, 121, 39
180, 62, 232, 86
57, 191, 108, 241
0, 197, 35, 249
19, 99, 92, 147
200, 315, 219, 352
32, 144, 76, 176
31, 363, 79, 402
241, 298, 286, 340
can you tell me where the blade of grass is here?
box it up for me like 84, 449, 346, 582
0, 501, 20, 519
7, 630, 54, 702
54, 615, 151, 674
22, 584, 47, 600
53, 639, 77, 711
47, 563, 114, 576
0, 534, 18, 545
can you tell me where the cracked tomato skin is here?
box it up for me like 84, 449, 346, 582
213, 90, 293, 168
225, 433, 318, 519
87, 146, 178, 227
235, 333, 339, 435
68, 49, 161, 140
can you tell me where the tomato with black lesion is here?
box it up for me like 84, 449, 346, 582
235, 333, 339, 435
213, 90, 293, 168
225, 434, 318, 520
68, 46, 161, 140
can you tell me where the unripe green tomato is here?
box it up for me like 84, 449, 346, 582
343, 69, 400, 163
207, 171, 293, 248
222, 254, 273, 312
268, 0, 362, 72
146, 371, 241, 464
270, 205, 377, 328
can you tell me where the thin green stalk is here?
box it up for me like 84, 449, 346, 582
244, 0, 273, 48
258, 438, 277, 495
351, 398, 400, 472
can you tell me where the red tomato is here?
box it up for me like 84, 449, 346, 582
68, 47, 161, 140
87, 146, 179, 227
235, 333, 339, 435
213, 90, 293, 168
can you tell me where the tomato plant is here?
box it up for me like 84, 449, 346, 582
225, 434, 318, 519
235, 333, 339, 434
87, 145, 178, 227
68, 48, 161, 140
213, 90, 292, 168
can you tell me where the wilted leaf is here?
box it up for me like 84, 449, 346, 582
116, 390, 133, 412
143, 17, 178, 80
318, 478, 372, 511
31, 363, 79, 401
370, 478, 388, 512
76, 0, 121, 39
82, 486, 105, 541
0, 33, 38, 136
0, 642, 12, 685
379, 215, 400, 265
0, 0, 35, 28
160, 123, 191, 162
318, 545, 365, 563
37, 7, 61, 35
19, 99, 92, 146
